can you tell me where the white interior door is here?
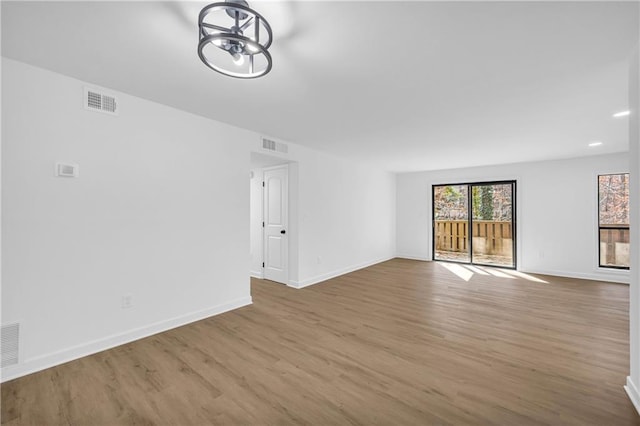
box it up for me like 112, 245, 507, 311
263, 165, 288, 284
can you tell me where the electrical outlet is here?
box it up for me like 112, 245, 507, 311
317, 256, 322, 264
122, 294, 133, 309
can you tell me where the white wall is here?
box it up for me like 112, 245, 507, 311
2, 58, 397, 380
397, 153, 629, 283
626, 42, 640, 412
293, 150, 396, 287
1, 58, 254, 381
248, 143, 397, 288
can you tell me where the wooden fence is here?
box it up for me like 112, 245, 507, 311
434, 220, 512, 256
599, 227, 630, 267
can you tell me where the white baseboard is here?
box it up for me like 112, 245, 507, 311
395, 254, 430, 261
522, 267, 629, 284
288, 256, 394, 289
250, 270, 263, 279
0, 296, 252, 383
625, 376, 640, 415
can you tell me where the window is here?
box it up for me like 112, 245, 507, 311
598, 173, 629, 269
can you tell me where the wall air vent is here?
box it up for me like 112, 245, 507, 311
84, 87, 118, 115
262, 138, 288, 154
1, 323, 20, 368
263, 138, 276, 151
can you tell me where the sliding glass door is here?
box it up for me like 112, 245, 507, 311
433, 181, 516, 268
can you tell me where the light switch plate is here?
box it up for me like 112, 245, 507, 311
56, 163, 79, 178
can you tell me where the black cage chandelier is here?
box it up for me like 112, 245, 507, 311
198, 0, 273, 79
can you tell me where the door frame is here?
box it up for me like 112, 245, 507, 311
431, 180, 517, 269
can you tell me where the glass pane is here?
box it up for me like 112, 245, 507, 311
471, 184, 514, 267
433, 185, 470, 262
599, 174, 629, 226
599, 228, 630, 268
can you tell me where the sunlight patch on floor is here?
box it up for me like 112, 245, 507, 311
438, 262, 549, 284
501, 269, 549, 283
441, 262, 474, 282
480, 267, 516, 279
465, 265, 490, 275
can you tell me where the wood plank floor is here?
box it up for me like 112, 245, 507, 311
2, 259, 638, 425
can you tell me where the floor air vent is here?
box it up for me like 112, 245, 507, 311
1, 323, 20, 368
84, 87, 118, 115
262, 138, 288, 154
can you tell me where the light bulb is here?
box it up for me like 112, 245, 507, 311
232, 52, 245, 66
246, 42, 259, 53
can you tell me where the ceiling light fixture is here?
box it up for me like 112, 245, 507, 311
613, 110, 631, 118
588, 141, 603, 147
198, 0, 272, 79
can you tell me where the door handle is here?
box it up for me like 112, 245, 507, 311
280, 230, 286, 234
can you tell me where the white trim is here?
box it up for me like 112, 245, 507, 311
595, 266, 631, 282
250, 270, 264, 279
625, 376, 640, 415
522, 267, 629, 284
0, 296, 252, 383
396, 254, 430, 262
288, 257, 394, 289
596, 266, 631, 275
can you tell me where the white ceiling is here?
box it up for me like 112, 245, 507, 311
2, 1, 638, 172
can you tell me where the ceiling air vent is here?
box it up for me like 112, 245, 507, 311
262, 138, 288, 154
1, 323, 20, 368
84, 87, 118, 115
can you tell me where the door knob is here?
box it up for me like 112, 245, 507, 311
280, 230, 286, 234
